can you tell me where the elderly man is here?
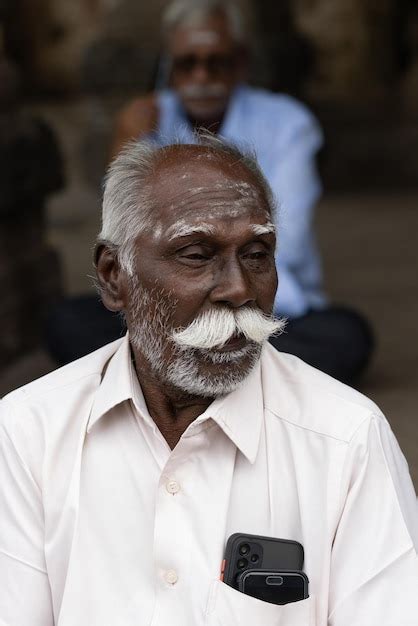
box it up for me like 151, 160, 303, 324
46, 0, 372, 384
1, 138, 417, 625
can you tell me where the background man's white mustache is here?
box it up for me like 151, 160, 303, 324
178, 84, 228, 99
172, 307, 286, 350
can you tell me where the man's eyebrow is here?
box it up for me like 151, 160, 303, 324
250, 222, 276, 235
166, 222, 216, 241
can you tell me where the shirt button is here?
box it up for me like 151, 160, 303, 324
166, 479, 180, 495
164, 569, 178, 585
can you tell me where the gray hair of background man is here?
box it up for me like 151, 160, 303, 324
161, 0, 247, 45
98, 135, 276, 277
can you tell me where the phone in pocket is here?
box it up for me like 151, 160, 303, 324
221, 533, 304, 590
238, 570, 309, 605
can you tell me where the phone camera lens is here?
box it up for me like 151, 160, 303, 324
237, 558, 248, 569
250, 554, 259, 563
239, 544, 250, 556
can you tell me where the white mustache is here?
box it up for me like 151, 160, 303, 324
172, 307, 286, 350
178, 83, 228, 99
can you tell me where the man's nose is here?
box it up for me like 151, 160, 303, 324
190, 62, 211, 84
209, 258, 255, 308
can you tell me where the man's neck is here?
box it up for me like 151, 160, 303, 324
132, 350, 214, 450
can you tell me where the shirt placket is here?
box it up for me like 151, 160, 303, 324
150, 420, 238, 626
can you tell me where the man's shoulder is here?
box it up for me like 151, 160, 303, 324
261, 344, 382, 444
239, 85, 318, 130
0, 339, 124, 431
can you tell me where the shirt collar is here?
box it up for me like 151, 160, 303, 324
87, 334, 265, 463
192, 357, 264, 464
87, 334, 134, 433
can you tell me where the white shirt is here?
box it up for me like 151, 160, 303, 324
1, 335, 417, 626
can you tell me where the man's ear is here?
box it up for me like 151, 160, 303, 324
94, 244, 127, 312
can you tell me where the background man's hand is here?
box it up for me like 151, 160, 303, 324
109, 94, 158, 162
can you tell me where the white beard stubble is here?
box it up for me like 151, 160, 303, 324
127, 275, 285, 397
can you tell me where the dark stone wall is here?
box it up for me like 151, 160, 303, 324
6, 0, 416, 104
0, 88, 64, 365
2, 0, 418, 191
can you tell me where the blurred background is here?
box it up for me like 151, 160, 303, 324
0, 0, 417, 482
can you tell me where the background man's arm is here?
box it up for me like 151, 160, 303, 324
108, 94, 158, 162
0, 401, 54, 626
328, 414, 418, 624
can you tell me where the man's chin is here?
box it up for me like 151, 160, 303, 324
163, 342, 262, 398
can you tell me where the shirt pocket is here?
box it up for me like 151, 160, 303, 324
205, 579, 315, 626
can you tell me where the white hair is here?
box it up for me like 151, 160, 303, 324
98, 134, 276, 276
162, 0, 247, 44
99, 139, 159, 275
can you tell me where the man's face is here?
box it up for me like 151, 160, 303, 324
168, 13, 243, 123
124, 149, 280, 397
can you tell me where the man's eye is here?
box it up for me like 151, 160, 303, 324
247, 251, 268, 259
243, 250, 270, 261
241, 246, 274, 270
183, 253, 208, 260
177, 245, 212, 263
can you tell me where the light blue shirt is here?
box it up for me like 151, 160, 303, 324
155, 85, 327, 318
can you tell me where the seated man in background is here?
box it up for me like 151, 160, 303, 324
46, 0, 373, 384
2, 137, 417, 625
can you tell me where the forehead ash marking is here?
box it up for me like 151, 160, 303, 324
166, 181, 262, 205
151, 177, 270, 239
153, 223, 163, 239
195, 152, 220, 162
159, 216, 273, 243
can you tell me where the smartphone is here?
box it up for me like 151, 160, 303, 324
238, 570, 309, 605
221, 533, 304, 590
